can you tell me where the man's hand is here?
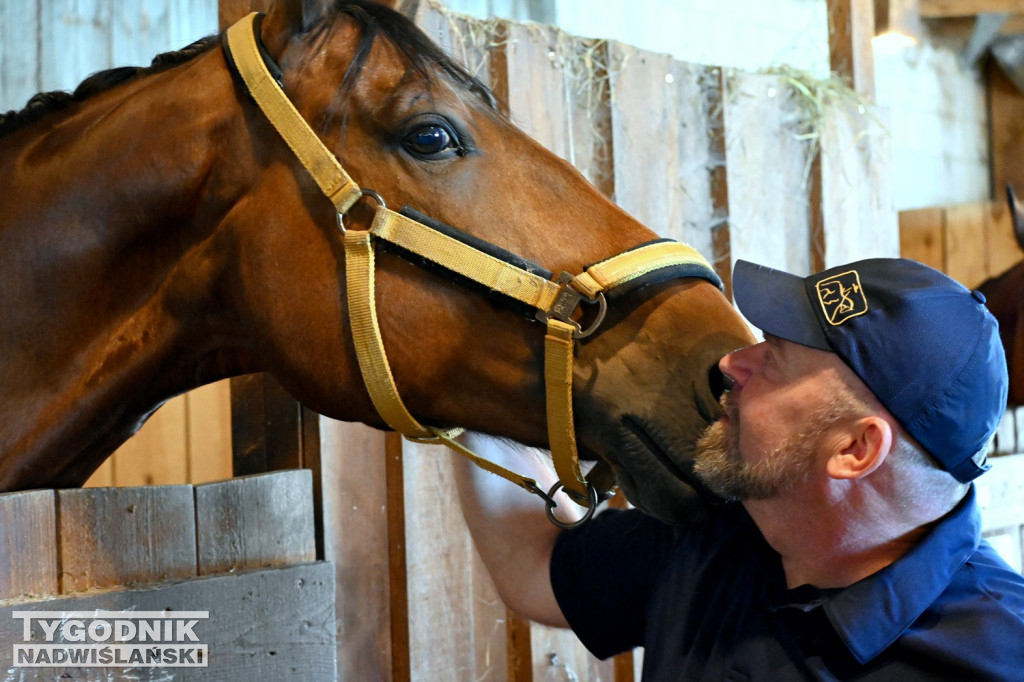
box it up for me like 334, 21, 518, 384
453, 433, 572, 627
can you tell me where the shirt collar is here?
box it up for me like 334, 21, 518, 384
820, 485, 982, 663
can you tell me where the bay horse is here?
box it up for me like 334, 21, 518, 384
977, 184, 1024, 405
0, 0, 753, 525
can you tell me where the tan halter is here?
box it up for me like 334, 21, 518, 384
224, 13, 721, 526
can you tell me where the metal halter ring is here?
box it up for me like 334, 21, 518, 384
543, 480, 599, 529
338, 188, 387, 232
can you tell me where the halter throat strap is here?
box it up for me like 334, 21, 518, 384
223, 12, 722, 523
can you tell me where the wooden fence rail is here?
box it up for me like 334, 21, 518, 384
0, 470, 335, 681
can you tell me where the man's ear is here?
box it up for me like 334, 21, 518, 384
826, 416, 893, 480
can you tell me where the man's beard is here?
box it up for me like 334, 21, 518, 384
692, 392, 846, 501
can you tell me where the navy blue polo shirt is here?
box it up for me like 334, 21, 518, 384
551, 487, 1024, 680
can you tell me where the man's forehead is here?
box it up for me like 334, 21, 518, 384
764, 333, 838, 368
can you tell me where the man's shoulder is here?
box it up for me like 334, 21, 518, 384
902, 542, 1024, 677
955, 541, 1024, 618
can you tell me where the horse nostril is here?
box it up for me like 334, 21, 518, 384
708, 363, 732, 401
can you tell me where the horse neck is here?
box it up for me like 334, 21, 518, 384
0, 51, 250, 489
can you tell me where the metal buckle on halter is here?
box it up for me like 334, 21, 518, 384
537, 480, 599, 530
535, 273, 608, 339
337, 188, 387, 233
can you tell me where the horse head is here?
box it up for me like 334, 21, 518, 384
0, 0, 754, 524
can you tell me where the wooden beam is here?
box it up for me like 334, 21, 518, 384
0, 490, 57, 600
923, 14, 1024, 41
1, 563, 338, 681
988, 57, 1024, 199
1002, 12, 1024, 31
828, 0, 876, 100
921, 0, 1024, 18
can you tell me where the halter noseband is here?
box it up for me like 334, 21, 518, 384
223, 13, 723, 527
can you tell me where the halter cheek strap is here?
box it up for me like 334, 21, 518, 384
224, 13, 723, 526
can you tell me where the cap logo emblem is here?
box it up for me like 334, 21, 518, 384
816, 270, 867, 326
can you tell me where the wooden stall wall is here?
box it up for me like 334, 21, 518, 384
4, 0, 895, 680
0, 471, 337, 680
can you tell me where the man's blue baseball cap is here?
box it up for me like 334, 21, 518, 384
732, 258, 1008, 482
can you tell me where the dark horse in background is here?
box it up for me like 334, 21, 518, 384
0, 0, 753, 523
978, 184, 1024, 406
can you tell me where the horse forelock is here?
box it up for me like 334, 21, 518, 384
327, 0, 498, 112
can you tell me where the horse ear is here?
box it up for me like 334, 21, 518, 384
1007, 183, 1024, 251
261, 0, 333, 52
372, 0, 421, 17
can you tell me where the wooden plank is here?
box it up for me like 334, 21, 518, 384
819, 101, 900, 265
920, 0, 1024, 17
1014, 406, 1024, 453
0, 562, 337, 681
566, 39, 614, 196
502, 22, 573, 161
195, 470, 315, 575
83, 458, 114, 488
530, 623, 616, 680
994, 409, 1018, 455
401, 440, 508, 681
386, 432, 411, 682
986, 199, 1024, 280
231, 374, 304, 475
988, 52, 1024, 200
983, 527, 1022, 571
109, 0, 174, 69
318, 420, 394, 682
0, 0, 40, 111
899, 207, 946, 269
229, 377, 325, 561
976, 453, 1024, 531
112, 394, 189, 486
724, 72, 813, 278
945, 203, 990, 287
827, 0, 875, 100
707, 68, 733, 297
186, 380, 233, 484
607, 42, 682, 240
0, 490, 57, 600
56, 485, 196, 593
605, 47, 725, 258
1001, 12, 1024, 32
415, 1, 494, 85
39, 0, 113, 94
169, 0, 220, 49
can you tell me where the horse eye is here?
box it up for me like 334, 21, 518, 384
403, 124, 459, 159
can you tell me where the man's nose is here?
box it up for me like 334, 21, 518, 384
719, 343, 762, 388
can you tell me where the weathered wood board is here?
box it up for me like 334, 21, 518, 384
0, 562, 336, 682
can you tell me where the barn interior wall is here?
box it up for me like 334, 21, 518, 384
0, 1, 992, 246
450, 0, 991, 213
875, 39, 989, 210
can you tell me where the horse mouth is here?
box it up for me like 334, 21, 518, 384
611, 416, 720, 524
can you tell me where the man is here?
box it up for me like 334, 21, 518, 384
456, 258, 1024, 681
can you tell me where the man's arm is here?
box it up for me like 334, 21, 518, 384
453, 433, 572, 627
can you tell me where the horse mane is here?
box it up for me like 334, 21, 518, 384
0, 36, 220, 138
